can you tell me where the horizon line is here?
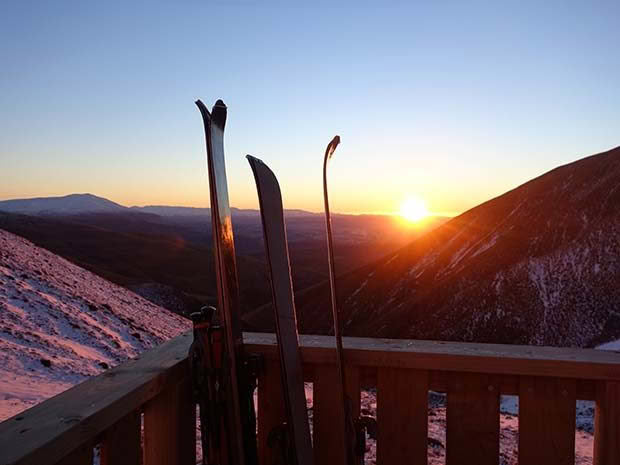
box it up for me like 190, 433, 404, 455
0, 192, 458, 218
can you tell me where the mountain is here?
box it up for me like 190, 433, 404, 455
0, 193, 125, 215
0, 228, 190, 421
0, 194, 447, 319
0, 194, 447, 265
285, 146, 620, 347
131, 205, 208, 217
130, 205, 309, 218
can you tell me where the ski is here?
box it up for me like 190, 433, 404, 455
192, 99, 258, 465
322, 136, 360, 465
246, 155, 314, 465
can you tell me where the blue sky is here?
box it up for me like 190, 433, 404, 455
1, 1, 618, 215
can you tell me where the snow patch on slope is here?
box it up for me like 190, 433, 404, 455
0, 228, 190, 421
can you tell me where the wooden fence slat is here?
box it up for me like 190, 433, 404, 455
594, 381, 620, 465
447, 372, 499, 465
100, 410, 141, 465
54, 443, 93, 465
257, 359, 287, 465
377, 368, 428, 465
345, 366, 361, 419
347, 366, 362, 462
309, 365, 359, 464
144, 377, 195, 465
313, 365, 346, 464
519, 376, 576, 465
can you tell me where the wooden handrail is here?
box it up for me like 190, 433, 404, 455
247, 332, 620, 381
1, 331, 620, 465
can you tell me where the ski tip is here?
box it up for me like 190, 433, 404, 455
246, 155, 281, 195
211, 100, 227, 130
325, 135, 341, 160
194, 99, 211, 120
246, 154, 264, 168
246, 154, 275, 176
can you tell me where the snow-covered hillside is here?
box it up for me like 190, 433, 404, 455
0, 228, 190, 421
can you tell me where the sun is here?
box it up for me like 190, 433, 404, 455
399, 196, 429, 223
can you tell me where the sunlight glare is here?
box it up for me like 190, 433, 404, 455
400, 196, 429, 223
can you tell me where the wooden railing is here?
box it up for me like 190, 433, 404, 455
1, 331, 620, 465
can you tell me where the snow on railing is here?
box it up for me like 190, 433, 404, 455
1, 331, 620, 465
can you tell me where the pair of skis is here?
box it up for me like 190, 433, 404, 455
192, 99, 361, 465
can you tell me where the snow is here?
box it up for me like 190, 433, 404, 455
348, 279, 369, 300
470, 232, 499, 258
528, 259, 557, 311
597, 339, 620, 351
0, 228, 190, 421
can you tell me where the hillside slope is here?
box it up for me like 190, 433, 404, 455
293, 146, 620, 347
0, 229, 190, 420
0, 212, 272, 315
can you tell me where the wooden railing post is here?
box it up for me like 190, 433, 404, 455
257, 359, 287, 465
519, 377, 576, 465
446, 372, 499, 465
377, 368, 428, 465
594, 381, 620, 465
144, 377, 195, 465
313, 365, 344, 464
101, 410, 141, 465
54, 443, 93, 465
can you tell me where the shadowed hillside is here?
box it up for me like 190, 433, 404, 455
260, 146, 620, 347
0, 212, 271, 315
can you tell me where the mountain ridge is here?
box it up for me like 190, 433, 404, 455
0, 193, 422, 220
0, 193, 125, 215
286, 145, 620, 347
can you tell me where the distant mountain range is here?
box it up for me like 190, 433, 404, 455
247, 146, 620, 348
0, 193, 333, 218
0, 194, 446, 320
7, 147, 618, 349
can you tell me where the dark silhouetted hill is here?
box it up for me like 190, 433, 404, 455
273, 146, 620, 348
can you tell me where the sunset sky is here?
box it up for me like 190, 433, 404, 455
1, 1, 618, 216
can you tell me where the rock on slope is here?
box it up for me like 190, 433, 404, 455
0, 228, 190, 421
293, 146, 620, 347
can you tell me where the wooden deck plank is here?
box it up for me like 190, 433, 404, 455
377, 368, 428, 465
446, 372, 499, 465
519, 377, 576, 465
100, 410, 141, 465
